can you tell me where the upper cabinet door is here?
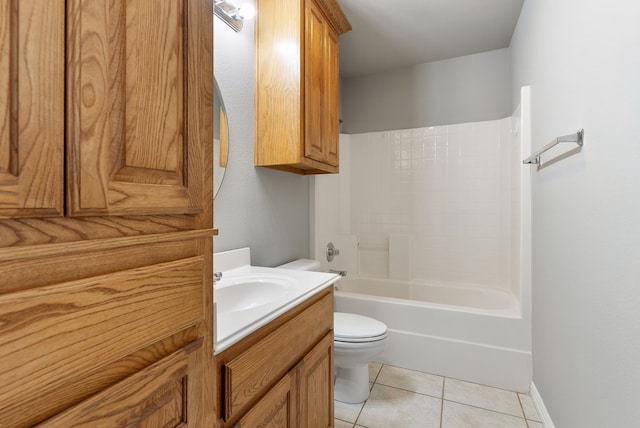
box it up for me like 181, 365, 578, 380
324, 27, 339, 167
66, 0, 209, 217
0, 0, 65, 219
304, 0, 327, 164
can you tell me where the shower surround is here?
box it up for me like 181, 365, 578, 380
312, 88, 532, 390
349, 119, 519, 296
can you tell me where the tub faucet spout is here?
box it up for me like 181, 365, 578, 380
329, 269, 347, 277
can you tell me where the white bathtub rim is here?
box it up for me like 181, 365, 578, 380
345, 274, 518, 296
335, 289, 521, 319
386, 326, 531, 355
335, 276, 521, 316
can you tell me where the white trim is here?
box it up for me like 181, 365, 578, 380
530, 381, 555, 428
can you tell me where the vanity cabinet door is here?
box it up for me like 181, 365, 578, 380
0, 0, 65, 219
235, 371, 298, 428
297, 333, 334, 428
66, 0, 208, 217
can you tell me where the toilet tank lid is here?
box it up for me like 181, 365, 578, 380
334, 312, 388, 339
276, 259, 321, 271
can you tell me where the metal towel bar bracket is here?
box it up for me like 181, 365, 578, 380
523, 129, 584, 165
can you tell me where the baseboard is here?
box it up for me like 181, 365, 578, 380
530, 381, 555, 428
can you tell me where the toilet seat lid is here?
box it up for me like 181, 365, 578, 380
334, 312, 387, 342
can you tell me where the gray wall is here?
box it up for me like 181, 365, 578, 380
340, 48, 511, 134
511, 0, 640, 426
213, 5, 310, 267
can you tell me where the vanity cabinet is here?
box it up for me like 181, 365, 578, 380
216, 288, 334, 427
0, 1, 214, 426
254, 0, 350, 174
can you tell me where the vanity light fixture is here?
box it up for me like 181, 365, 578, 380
214, 0, 255, 32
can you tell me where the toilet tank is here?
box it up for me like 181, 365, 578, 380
277, 259, 321, 271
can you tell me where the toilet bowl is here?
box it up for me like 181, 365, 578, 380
333, 312, 388, 403
277, 259, 388, 404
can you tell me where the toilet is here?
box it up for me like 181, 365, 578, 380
277, 259, 388, 403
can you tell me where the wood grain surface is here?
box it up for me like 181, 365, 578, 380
0, 0, 65, 218
66, 0, 204, 216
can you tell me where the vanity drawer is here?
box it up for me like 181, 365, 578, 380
222, 291, 333, 421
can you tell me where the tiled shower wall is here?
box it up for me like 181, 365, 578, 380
348, 118, 518, 291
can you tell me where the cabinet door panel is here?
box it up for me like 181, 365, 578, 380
298, 333, 334, 428
324, 27, 339, 167
66, 0, 207, 217
235, 372, 297, 428
39, 339, 203, 428
304, 0, 326, 164
0, 0, 64, 218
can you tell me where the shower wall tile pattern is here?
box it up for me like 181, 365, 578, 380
350, 119, 515, 290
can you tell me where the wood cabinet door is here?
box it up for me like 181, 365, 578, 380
297, 333, 334, 428
324, 26, 339, 167
66, 0, 210, 217
305, 0, 328, 164
235, 372, 298, 428
39, 339, 204, 428
0, 0, 65, 219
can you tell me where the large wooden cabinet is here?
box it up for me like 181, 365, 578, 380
215, 288, 335, 427
254, 0, 350, 174
0, 1, 214, 427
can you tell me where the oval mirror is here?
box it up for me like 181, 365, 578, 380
214, 78, 229, 198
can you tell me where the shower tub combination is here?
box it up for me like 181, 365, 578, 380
334, 276, 531, 392
319, 87, 533, 392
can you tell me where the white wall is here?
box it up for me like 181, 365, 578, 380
341, 48, 511, 134
510, 1, 640, 426
214, 4, 310, 267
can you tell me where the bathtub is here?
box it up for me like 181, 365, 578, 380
334, 276, 532, 392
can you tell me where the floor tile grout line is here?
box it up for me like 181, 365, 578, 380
361, 363, 532, 426
517, 391, 543, 423
518, 391, 528, 422
443, 373, 528, 395
373, 362, 528, 396
373, 382, 444, 400
371, 363, 383, 384
443, 398, 527, 420
439, 378, 446, 428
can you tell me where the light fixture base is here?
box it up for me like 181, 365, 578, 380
214, 0, 244, 32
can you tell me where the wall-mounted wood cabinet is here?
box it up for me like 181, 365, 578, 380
254, 0, 350, 175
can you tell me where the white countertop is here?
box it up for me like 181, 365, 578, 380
213, 265, 339, 354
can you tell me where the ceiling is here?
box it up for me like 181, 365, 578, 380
337, 0, 525, 78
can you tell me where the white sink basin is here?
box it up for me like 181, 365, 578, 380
215, 276, 292, 313
213, 265, 340, 354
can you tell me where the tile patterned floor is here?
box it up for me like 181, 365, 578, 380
335, 362, 543, 428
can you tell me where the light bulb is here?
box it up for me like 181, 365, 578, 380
238, 3, 255, 20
